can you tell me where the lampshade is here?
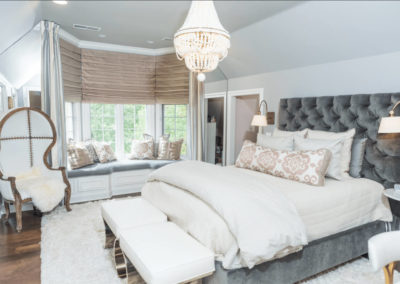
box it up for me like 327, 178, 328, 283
251, 114, 268, 127
378, 116, 400, 133
174, 1, 230, 74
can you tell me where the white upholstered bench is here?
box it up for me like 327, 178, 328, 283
120, 222, 215, 284
101, 198, 167, 249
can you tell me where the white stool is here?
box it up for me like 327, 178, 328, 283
368, 231, 400, 284
120, 222, 215, 284
101, 197, 168, 248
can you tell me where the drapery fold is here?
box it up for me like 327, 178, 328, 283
41, 20, 67, 167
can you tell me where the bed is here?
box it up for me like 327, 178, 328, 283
143, 93, 400, 283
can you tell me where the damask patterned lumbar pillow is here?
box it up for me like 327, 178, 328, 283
129, 139, 155, 160
236, 141, 332, 186
168, 139, 184, 160
67, 142, 94, 169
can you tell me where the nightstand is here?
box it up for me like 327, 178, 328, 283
384, 188, 400, 230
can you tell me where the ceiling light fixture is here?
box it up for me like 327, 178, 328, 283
53, 0, 68, 5
146, 40, 155, 44
174, 0, 230, 82
98, 34, 106, 38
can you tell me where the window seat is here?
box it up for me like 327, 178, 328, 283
67, 160, 175, 178
67, 160, 177, 203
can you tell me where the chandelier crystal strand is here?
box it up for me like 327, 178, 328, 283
174, 1, 230, 78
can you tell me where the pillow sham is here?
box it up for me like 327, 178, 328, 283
257, 134, 294, 150
272, 128, 308, 138
349, 138, 367, 178
307, 128, 355, 177
93, 142, 117, 163
67, 143, 94, 169
294, 136, 343, 180
129, 139, 154, 160
236, 140, 331, 186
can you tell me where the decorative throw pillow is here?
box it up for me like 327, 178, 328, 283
168, 139, 184, 160
349, 138, 367, 178
157, 135, 170, 160
67, 142, 94, 169
128, 139, 154, 160
93, 142, 117, 163
307, 128, 355, 177
84, 140, 100, 163
294, 136, 343, 180
257, 134, 294, 150
235, 141, 331, 186
272, 128, 308, 138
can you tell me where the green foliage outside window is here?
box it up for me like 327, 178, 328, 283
90, 104, 116, 150
163, 105, 187, 155
123, 105, 146, 153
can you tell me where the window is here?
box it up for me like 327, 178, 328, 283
65, 102, 74, 141
163, 105, 187, 155
123, 105, 146, 153
90, 104, 116, 150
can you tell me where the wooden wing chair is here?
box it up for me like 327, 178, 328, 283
0, 107, 71, 232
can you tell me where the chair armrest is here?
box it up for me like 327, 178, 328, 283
43, 167, 71, 189
0, 174, 21, 201
368, 231, 400, 271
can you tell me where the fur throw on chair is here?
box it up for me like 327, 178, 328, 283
15, 168, 65, 212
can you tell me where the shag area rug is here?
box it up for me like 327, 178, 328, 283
41, 200, 399, 284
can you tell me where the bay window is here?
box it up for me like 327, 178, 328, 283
163, 104, 188, 156
90, 104, 116, 150
123, 105, 146, 153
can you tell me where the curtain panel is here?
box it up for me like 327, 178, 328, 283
41, 20, 67, 167
60, 39, 82, 102
81, 49, 156, 104
155, 54, 189, 104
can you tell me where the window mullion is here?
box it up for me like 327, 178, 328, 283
115, 104, 124, 159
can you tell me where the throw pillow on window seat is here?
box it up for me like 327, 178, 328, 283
93, 142, 117, 163
67, 142, 94, 169
157, 135, 170, 160
129, 139, 155, 160
168, 139, 184, 160
83, 140, 100, 163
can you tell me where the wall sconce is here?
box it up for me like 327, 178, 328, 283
378, 101, 400, 134
251, 100, 274, 133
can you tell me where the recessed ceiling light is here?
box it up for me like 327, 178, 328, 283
161, 37, 172, 41
98, 34, 106, 38
53, 0, 68, 5
146, 40, 155, 44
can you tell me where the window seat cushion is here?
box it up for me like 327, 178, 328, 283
67, 160, 177, 178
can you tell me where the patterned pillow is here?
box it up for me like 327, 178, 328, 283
67, 142, 94, 169
236, 141, 332, 186
84, 140, 100, 163
93, 142, 117, 163
128, 139, 154, 159
157, 135, 170, 160
168, 139, 183, 160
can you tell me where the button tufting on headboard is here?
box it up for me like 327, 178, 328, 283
278, 93, 400, 188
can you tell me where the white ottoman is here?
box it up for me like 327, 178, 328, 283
101, 198, 167, 248
120, 222, 215, 284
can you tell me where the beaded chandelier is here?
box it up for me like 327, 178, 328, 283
174, 1, 230, 81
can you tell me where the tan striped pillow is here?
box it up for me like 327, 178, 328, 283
67, 143, 94, 169
168, 139, 184, 160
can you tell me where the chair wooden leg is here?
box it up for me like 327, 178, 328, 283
2, 202, 10, 222
65, 186, 71, 212
383, 262, 395, 284
14, 198, 22, 232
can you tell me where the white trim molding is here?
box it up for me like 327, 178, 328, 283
59, 28, 175, 56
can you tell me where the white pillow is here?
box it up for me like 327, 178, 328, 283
257, 134, 294, 150
273, 128, 308, 138
307, 129, 356, 177
294, 136, 344, 180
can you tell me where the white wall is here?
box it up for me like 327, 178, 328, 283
207, 50, 400, 131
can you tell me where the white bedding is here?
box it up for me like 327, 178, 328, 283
142, 163, 392, 269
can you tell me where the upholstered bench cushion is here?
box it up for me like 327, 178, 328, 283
101, 198, 167, 238
120, 222, 215, 284
68, 160, 177, 178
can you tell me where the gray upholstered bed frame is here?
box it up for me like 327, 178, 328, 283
205, 93, 400, 284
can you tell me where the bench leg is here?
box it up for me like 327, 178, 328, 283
384, 262, 395, 284
113, 238, 145, 283
104, 220, 115, 249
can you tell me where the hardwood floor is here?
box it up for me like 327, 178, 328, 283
0, 211, 41, 284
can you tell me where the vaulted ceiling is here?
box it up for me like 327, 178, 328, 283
1, 0, 400, 87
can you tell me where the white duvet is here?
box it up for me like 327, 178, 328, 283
147, 160, 308, 269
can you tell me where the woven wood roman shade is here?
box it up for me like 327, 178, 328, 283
155, 54, 189, 104
60, 39, 82, 102
81, 49, 156, 104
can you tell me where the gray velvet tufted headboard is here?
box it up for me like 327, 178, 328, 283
278, 93, 400, 188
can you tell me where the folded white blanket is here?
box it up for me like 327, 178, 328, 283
148, 160, 308, 268
16, 168, 65, 212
